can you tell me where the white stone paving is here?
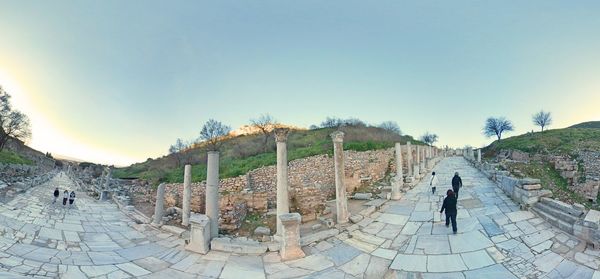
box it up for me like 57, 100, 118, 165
0, 157, 599, 278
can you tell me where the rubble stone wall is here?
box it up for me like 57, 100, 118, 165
159, 148, 394, 230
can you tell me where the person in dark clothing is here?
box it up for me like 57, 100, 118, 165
440, 189, 458, 234
68, 191, 76, 208
451, 172, 463, 199
62, 190, 69, 206
53, 188, 60, 204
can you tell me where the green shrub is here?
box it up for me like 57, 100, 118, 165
0, 150, 33, 165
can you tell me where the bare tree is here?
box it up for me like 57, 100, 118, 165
532, 110, 552, 131
320, 117, 367, 128
320, 117, 342, 128
168, 138, 186, 166
250, 114, 277, 152
0, 87, 31, 151
483, 117, 514, 141
199, 119, 231, 151
420, 132, 438, 146
378, 121, 402, 135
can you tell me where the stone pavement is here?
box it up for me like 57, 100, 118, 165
0, 157, 599, 278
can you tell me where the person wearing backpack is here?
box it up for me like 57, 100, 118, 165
440, 189, 458, 234
69, 191, 76, 208
52, 188, 60, 204
430, 172, 439, 194
452, 172, 463, 199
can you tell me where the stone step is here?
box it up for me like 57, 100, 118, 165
539, 197, 584, 217
533, 202, 579, 225
531, 206, 574, 235
210, 237, 268, 254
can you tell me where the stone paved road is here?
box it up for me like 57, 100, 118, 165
0, 157, 599, 278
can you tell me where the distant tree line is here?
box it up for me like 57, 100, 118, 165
311, 117, 403, 136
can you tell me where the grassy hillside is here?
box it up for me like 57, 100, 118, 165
113, 126, 426, 184
0, 150, 34, 165
569, 121, 600, 129
485, 128, 600, 156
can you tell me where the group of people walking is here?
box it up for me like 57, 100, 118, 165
429, 171, 463, 234
52, 187, 76, 208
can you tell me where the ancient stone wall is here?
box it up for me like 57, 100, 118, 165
548, 153, 600, 202
158, 148, 394, 230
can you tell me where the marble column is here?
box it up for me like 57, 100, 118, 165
275, 128, 290, 236
152, 183, 166, 226
279, 213, 305, 261
413, 145, 420, 177
415, 145, 420, 165
391, 143, 403, 200
103, 169, 111, 189
419, 147, 424, 172
331, 131, 349, 224
185, 213, 211, 254
182, 164, 192, 226
206, 151, 220, 238
478, 149, 482, 163
406, 142, 413, 177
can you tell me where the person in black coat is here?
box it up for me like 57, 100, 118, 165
451, 172, 463, 199
53, 188, 60, 204
440, 189, 458, 234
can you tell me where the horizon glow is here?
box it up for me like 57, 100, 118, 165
0, 1, 599, 166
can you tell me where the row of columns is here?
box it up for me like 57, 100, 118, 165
156, 128, 440, 261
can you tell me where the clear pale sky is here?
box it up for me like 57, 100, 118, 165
1, 1, 599, 166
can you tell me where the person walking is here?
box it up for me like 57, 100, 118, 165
52, 187, 60, 204
430, 172, 439, 194
62, 190, 69, 206
68, 191, 76, 208
452, 172, 463, 199
440, 189, 458, 234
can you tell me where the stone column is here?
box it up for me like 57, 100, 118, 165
419, 146, 426, 174
406, 142, 413, 177
415, 145, 420, 165
185, 213, 211, 254
182, 164, 192, 226
478, 149, 482, 163
103, 169, 111, 189
275, 128, 290, 236
206, 151, 220, 238
279, 213, 305, 261
391, 143, 403, 200
152, 183, 166, 226
331, 131, 349, 224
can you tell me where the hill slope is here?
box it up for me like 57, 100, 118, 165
569, 121, 600, 129
113, 126, 426, 184
485, 128, 600, 156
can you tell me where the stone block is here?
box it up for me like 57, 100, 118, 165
359, 206, 377, 217
583, 210, 600, 229
186, 214, 211, 254
352, 193, 373, 200
279, 213, 305, 261
300, 229, 339, 246
162, 225, 186, 237
520, 178, 541, 185
318, 217, 335, 228
254, 226, 271, 237
266, 241, 280, 252
573, 203, 586, 212
210, 237, 268, 254
522, 184, 542, 190
349, 215, 364, 224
